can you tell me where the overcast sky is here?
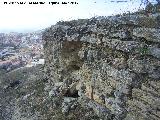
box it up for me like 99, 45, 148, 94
0, 0, 156, 33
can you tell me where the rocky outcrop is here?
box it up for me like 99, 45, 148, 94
43, 10, 160, 120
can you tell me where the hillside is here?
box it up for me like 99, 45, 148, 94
0, 65, 99, 120
42, 3, 160, 120
0, 3, 160, 120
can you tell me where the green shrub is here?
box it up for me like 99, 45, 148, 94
138, 47, 150, 55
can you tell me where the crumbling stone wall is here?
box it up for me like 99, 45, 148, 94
43, 10, 160, 120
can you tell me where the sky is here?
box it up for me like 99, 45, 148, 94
0, 0, 157, 33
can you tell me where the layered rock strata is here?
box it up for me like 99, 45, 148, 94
43, 11, 160, 120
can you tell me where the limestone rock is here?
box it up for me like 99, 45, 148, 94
133, 28, 160, 43
43, 7, 160, 120
61, 97, 78, 115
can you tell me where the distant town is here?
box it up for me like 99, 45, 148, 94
0, 30, 44, 72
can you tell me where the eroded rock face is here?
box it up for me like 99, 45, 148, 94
43, 11, 160, 120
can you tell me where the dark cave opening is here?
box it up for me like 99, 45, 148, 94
62, 89, 80, 98
68, 64, 80, 71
